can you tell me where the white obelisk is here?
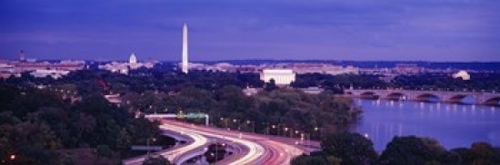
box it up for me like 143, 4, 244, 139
182, 23, 189, 74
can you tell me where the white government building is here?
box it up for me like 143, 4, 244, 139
260, 69, 296, 85
98, 52, 155, 74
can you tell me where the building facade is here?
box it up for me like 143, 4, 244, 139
260, 69, 296, 85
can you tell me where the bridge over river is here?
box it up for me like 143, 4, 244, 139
345, 89, 500, 106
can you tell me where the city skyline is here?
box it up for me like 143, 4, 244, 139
1, 0, 499, 61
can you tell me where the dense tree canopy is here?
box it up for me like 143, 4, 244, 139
390, 73, 500, 91
291, 72, 500, 92
379, 136, 455, 165
293, 134, 500, 165
321, 133, 378, 165
291, 73, 388, 91
0, 84, 160, 163
142, 154, 172, 165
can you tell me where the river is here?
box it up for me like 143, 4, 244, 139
352, 99, 500, 151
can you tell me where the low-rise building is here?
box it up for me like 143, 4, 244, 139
30, 69, 70, 79
260, 69, 296, 85
98, 53, 155, 74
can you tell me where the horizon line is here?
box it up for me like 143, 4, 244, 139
3, 58, 500, 63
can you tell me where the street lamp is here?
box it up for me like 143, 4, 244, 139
271, 124, 277, 135
271, 124, 286, 136
314, 127, 321, 139
220, 118, 228, 129
233, 119, 240, 130
210, 152, 215, 162
264, 122, 270, 135
146, 137, 156, 156
305, 133, 310, 146
246, 120, 255, 133
149, 105, 155, 114
220, 143, 226, 161
214, 141, 220, 163
300, 133, 304, 144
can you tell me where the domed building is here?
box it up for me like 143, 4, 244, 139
129, 53, 137, 64
452, 70, 470, 80
98, 52, 156, 75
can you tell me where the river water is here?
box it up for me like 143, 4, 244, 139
352, 99, 500, 151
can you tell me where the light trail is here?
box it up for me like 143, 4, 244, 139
161, 122, 265, 165
164, 121, 307, 165
125, 119, 308, 165
123, 123, 208, 165
158, 124, 208, 161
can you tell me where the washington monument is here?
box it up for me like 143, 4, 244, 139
182, 23, 189, 74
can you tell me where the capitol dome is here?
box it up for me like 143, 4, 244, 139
129, 53, 137, 64
452, 70, 470, 80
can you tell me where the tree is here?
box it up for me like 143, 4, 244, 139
0, 122, 61, 164
379, 136, 451, 165
450, 147, 474, 164
116, 128, 132, 150
291, 154, 329, 165
321, 132, 378, 165
76, 94, 112, 116
0, 111, 20, 125
142, 154, 172, 165
469, 142, 500, 164
264, 79, 278, 92
72, 113, 96, 144
326, 156, 343, 165
95, 145, 113, 158
216, 85, 252, 114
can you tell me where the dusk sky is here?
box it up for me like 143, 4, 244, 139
1, 0, 499, 61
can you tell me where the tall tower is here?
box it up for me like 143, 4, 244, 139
182, 23, 189, 74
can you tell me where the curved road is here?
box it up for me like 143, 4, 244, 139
160, 122, 265, 165
125, 120, 312, 165
123, 123, 209, 165
162, 120, 307, 165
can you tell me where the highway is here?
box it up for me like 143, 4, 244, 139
161, 121, 265, 165
162, 120, 307, 165
122, 123, 209, 165
124, 119, 313, 165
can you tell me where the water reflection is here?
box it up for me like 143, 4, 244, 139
353, 99, 500, 151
